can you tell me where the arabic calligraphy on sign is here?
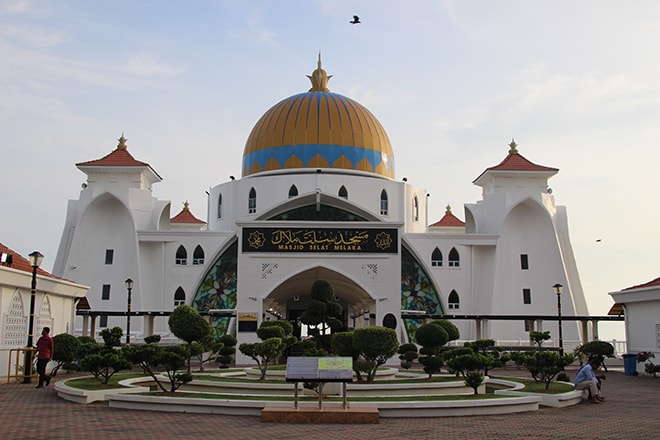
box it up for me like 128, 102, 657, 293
271, 229, 369, 246
242, 227, 398, 254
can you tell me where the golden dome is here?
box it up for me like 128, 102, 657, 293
242, 57, 395, 178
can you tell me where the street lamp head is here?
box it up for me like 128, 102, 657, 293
28, 251, 44, 268
125, 278, 134, 289
553, 283, 563, 295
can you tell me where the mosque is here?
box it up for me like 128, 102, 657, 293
52, 57, 589, 360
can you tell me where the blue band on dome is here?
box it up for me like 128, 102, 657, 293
243, 144, 393, 174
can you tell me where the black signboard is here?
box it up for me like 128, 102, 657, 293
242, 227, 398, 254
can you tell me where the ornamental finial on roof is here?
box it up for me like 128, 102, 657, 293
307, 52, 332, 92
508, 138, 518, 154
183, 200, 190, 211
445, 205, 452, 214
117, 134, 128, 150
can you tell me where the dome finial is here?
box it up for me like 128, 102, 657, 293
117, 133, 128, 150
307, 52, 332, 92
508, 138, 518, 154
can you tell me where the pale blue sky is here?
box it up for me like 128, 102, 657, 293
3, 0, 659, 341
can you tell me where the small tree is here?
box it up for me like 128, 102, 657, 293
143, 334, 161, 344
260, 320, 297, 349
431, 320, 460, 343
239, 320, 291, 380
191, 332, 226, 372
464, 371, 485, 395
239, 338, 286, 380
574, 341, 615, 371
51, 333, 81, 376
168, 304, 213, 373
216, 334, 237, 368
446, 353, 488, 378
299, 338, 329, 357
299, 280, 343, 344
397, 343, 419, 370
416, 322, 449, 378
352, 326, 399, 382
530, 331, 551, 350
464, 339, 510, 376
80, 327, 132, 384
521, 351, 575, 389
77, 336, 99, 356
331, 331, 363, 381
123, 343, 192, 392
443, 347, 474, 376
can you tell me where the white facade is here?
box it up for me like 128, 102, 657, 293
0, 249, 88, 378
52, 65, 590, 362
610, 278, 660, 373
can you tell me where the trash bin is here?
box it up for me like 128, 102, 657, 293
622, 353, 637, 376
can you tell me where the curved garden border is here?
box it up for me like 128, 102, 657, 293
54, 369, 583, 417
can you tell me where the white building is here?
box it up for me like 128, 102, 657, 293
0, 244, 88, 378
53, 59, 589, 360
610, 277, 660, 372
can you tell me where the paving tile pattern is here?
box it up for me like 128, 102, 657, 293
1, 367, 658, 440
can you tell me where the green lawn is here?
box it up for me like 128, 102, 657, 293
64, 373, 146, 390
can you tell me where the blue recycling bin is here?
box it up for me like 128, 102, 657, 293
622, 353, 637, 376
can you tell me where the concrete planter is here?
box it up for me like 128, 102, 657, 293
55, 376, 150, 404
490, 378, 583, 408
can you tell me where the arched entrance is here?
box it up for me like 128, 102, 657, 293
262, 267, 375, 339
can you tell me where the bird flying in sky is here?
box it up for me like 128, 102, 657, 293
350, 15, 361, 24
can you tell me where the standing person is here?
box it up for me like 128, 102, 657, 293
35, 327, 54, 388
574, 358, 605, 403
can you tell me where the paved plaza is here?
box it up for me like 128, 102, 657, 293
1, 367, 658, 440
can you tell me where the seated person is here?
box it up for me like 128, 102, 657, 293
574, 358, 606, 403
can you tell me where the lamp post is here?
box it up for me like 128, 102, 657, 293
553, 283, 564, 356
125, 278, 133, 345
23, 251, 44, 384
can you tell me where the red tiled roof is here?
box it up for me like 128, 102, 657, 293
0, 243, 54, 278
622, 276, 660, 291
76, 147, 150, 168
75, 135, 162, 179
607, 303, 624, 316
486, 141, 558, 173
170, 201, 206, 224
486, 152, 557, 172
473, 140, 558, 185
430, 206, 465, 227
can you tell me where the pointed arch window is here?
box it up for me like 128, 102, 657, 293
413, 195, 419, 221
448, 247, 460, 267
174, 287, 186, 306
193, 245, 204, 265
431, 247, 443, 267
338, 185, 348, 199
248, 187, 257, 214
6, 293, 26, 346
288, 185, 298, 198
380, 189, 388, 215
448, 290, 460, 309
37, 296, 54, 332
217, 193, 223, 219
175, 245, 188, 265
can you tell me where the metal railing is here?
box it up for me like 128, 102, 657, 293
6, 347, 37, 384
